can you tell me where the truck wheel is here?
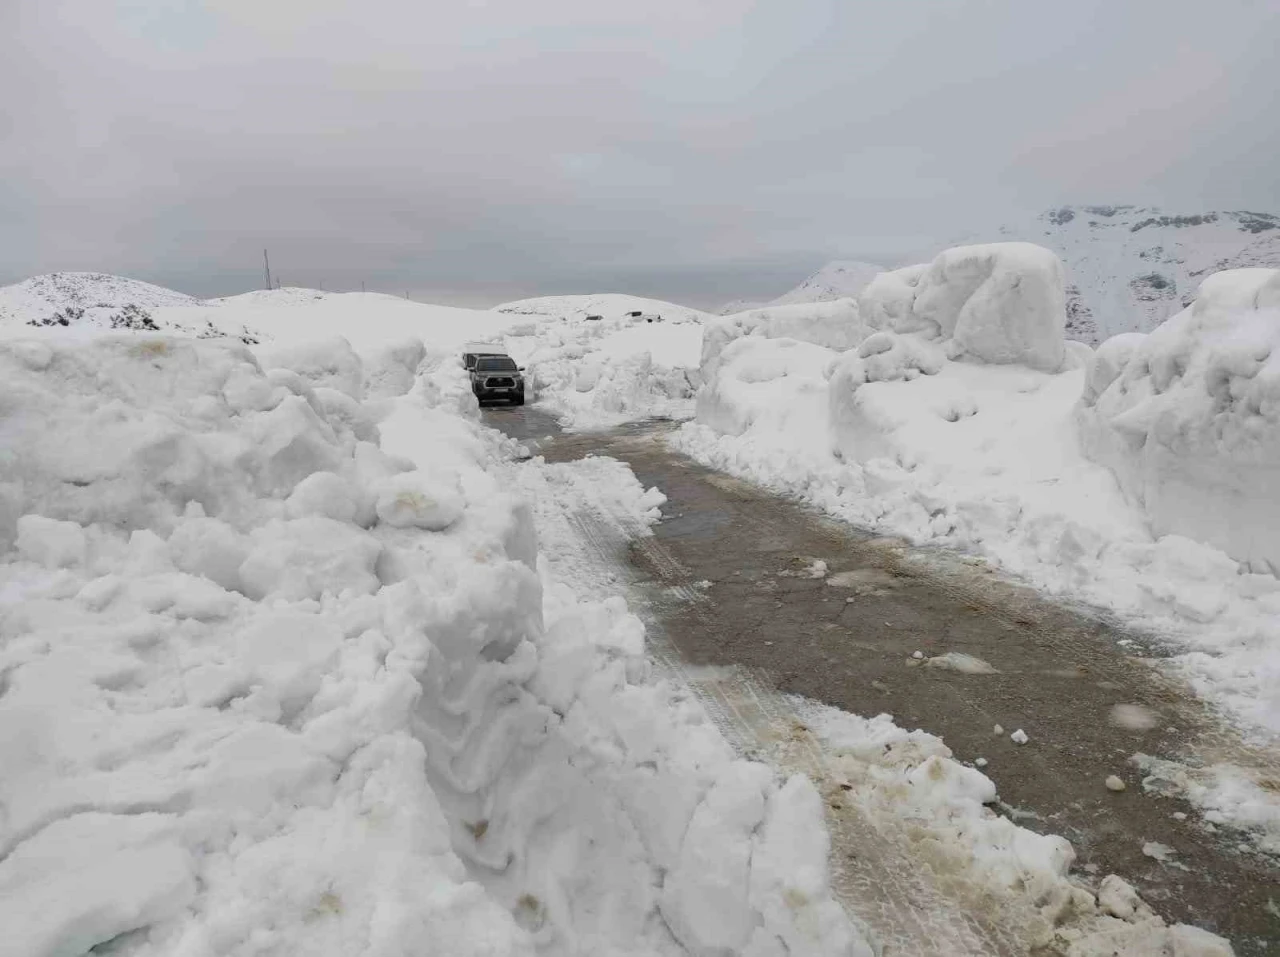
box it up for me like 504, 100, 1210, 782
513, 394, 525, 406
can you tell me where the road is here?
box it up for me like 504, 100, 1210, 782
484, 404, 1280, 955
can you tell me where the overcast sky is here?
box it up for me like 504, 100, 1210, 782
2, 0, 1277, 307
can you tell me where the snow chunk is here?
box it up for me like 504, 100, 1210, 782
1010, 728, 1029, 744
375, 470, 465, 530
0, 815, 195, 957
15, 515, 87, 568
703, 299, 872, 378
1097, 874, 1147, 920
924, 652, 999, 674
911, 242, 1068, 372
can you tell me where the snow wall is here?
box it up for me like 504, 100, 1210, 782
1077, 267, 1280, 575
0, 335, 862, 957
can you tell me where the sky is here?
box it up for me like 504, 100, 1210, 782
2, 0, 1277, 308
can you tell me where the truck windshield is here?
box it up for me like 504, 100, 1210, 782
476, 356, 517, 372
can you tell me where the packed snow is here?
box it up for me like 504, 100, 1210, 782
0, 332, 864, 957
674, 246, 1280, 754
1078, 267, 1280, 576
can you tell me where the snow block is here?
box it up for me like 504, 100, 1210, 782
702, 299, 872, 378
1078, 267, 1280, 575
911, 243, 1068, 372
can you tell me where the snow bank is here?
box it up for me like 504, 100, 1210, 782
1078, 268, 1280, 575
677, 260, 1280, 742
703, 299, 871, 379
0, 335, 862, 957
855, 244, 1070, 371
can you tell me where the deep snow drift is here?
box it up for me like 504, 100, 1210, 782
0, 334, 863, 957
676, 245, 1280, 754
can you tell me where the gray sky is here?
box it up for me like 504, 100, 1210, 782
2, 0, 1277, 308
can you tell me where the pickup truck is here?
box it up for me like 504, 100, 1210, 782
624, 310, 663, 323
466, 351, 526, 405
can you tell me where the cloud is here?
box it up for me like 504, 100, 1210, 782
2, 0, 1277, 306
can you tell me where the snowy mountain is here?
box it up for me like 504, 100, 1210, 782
718, 260, 884, 315
981, 207, 1280, 343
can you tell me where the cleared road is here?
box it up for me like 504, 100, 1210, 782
484, 405, 1280, 955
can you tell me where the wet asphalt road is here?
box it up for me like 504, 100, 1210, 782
483, 405, 1280, 955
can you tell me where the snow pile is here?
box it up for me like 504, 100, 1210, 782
702, 299, 872, 379
505, 314, 704, 430
675, 255, 1280, 739
0, 334, 861, 957
1077, 268, 1280, 575
882, 243, 1068, 372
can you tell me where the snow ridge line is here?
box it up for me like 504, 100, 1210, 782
568, 492, 1027, 956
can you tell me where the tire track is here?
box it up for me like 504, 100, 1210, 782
562, 484, 1029, 957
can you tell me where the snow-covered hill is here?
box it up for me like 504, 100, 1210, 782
496, 293, 712, 325
0, 272, 204, 332
718, 261, 884, 315
981, 207, 1280, 343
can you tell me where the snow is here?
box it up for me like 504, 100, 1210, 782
703, 299, 872, 379
976, 205, 1280, 344
0, 272, 201, 324
496, 293, 712, 326
673, 251, 1280, 751
503, 311, 704, 430
1010, 729, 1029, 745
0, 328, 863, 957
717, 261, 884, 315
1077, 267, 1280, 576
792, 699, 1233, 956
911, 242, 1068, 372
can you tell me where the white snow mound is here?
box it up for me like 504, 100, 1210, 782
911, 242, 1068, 372
1078, 267, 1280, 574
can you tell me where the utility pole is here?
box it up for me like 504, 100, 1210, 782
361, 280, 365, 293
263, 249, 271, 290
